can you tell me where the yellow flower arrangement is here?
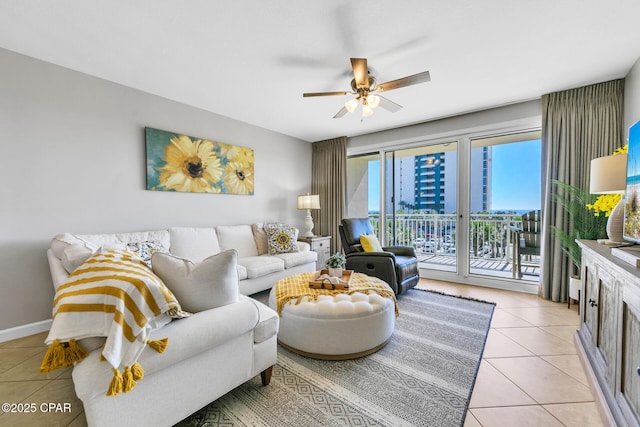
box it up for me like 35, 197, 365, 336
586, 144, 628, 217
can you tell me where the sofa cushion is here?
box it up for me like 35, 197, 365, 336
273, 250, 317, 269
266, 226, 299, 255
151, 250, 239, 313
238, 256, 284, 279
216, 225, 258, 257
169, 227, 220, 263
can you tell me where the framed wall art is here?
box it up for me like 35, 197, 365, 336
145, 127, 254, 195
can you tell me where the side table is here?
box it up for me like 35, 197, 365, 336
298, 235, 331, 270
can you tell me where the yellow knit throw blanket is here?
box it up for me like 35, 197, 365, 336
274, 272, 398, 317
40, 249, 188, 396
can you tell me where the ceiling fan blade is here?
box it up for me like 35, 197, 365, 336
376, 70, 431, 92
351, 58, 369, 89
333, 106, 349, 119
303, 91, 351, 97
377, 95, 403, 113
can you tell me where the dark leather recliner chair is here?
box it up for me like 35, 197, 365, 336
338, 218, 419, 295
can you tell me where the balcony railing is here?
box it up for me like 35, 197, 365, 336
368, 212, 539, 275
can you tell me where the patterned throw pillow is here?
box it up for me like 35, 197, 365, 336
125, 240, 166, 268
265, 227, 299, 255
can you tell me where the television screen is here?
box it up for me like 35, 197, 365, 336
624, 120, 640, 242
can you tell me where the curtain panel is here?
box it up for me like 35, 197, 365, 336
541, 79, 625, 302
311, 136, 347, 254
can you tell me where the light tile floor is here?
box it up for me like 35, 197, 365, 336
415, 278, 607, 427
0, 278, 606, 427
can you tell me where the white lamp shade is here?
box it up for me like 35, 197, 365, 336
589, 154, 627, 194
297, 194, 320, 210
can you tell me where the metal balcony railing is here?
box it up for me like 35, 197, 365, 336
368, 213, 539, 274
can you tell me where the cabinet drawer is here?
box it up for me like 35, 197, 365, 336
312, 240, 329, 250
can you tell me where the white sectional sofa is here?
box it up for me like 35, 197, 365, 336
49, 223, 317, 295
45, 224, 316, 427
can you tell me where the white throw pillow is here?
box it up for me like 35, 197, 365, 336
151, 250, 239, 313
61, 244, 94, 273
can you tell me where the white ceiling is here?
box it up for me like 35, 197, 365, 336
1, 1, 640, 142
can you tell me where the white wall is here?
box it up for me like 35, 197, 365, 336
0, 48, 312, 331
625, 56, 640, 130
347, 100, 541, 154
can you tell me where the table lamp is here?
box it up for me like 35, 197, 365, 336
297, 194, 320, 237
589, 153, 627, 242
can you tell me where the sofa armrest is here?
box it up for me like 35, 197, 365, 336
296, 241, 311, 252
73, 298, 260, 400
47, 249, 68, 291
382, 246, 417, 258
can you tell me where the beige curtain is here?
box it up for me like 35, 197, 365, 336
541, 79, 625, 301
311, 136, 347, 254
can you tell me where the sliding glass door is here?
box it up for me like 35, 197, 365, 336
346, 129, 542, 286
383, 143, 459, 272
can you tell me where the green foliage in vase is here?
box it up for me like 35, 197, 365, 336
550, 181, 608, 273
325, 252, 346, 268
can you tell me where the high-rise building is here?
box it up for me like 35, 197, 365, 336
383, 147, 489, 214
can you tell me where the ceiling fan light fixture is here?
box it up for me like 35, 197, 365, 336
362, 103, 374, 117
344, 97, 359, 113
366, 94, 380, 109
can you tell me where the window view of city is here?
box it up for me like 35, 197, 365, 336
346, 133, 541, 281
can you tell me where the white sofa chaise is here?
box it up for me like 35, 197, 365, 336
46, 224, 314, 427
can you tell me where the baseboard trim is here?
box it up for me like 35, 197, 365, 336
419, 268, 539, 294
0, 319, 51, 343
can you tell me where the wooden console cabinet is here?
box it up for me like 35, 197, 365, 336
577, 240, 640, 427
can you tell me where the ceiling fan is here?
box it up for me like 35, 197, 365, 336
303, 58, 431, 119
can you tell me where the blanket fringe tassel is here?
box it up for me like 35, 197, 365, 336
123, 366, 135, 392
107, 368, 123, 396
147, 338, 168, 353
40, 339, 88, 373
106, 362, 145, 396
131, 362, 144, 380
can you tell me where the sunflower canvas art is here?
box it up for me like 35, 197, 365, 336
145, 127, 254, 195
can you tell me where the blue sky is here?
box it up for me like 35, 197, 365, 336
367, 139, 542, 212
490, 140, 541, 211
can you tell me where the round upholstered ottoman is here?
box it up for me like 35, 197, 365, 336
269, 272, 397, 360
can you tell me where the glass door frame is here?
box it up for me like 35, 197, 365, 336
347, 124, 541, 294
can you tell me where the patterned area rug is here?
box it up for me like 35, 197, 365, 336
175, 288, 495, 427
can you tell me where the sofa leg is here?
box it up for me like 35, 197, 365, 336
260, 366, 273, 386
